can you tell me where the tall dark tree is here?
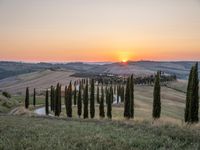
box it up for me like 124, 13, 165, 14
105, 86, 108, 104
124, 78, 130, 118
55, 83, 61, 116
99, 86, 105, 118
121, 86, 125, 103
50, 86, 54, 111
119, 86, 125, 102
83, 80, 89, 119
107, 87, 112, 119
185, 67, 194, 122
110, 86, 114, 103
74, 86, 77, 105
55, 84, 59, 116
33, 88, 36, 107
65, 85, 68, 116
192, 63, 199, 122
185, 63, 199, 123
117, 85, 119, 104
152, 71, 161, 119
90, 79, 95, 118
25, 87, 29, 109
66, 82, 72, 117
130, 75, 134, 118
53, 87, 56, 112
45, 89, 49, 115
58, 84, 62, 115
97, 85, 100, 104
114, 84, 116, 94
77, 86, 82, 118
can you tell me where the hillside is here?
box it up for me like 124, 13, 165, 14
32, 84, 199, 123
0, 61, 199, 80
0, 115, 200, 150
8, 83, 200, 123
0, 69, 79, 94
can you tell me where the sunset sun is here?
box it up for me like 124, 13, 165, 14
122, 59, 127, 63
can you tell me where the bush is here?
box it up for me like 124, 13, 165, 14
2, 91, 11, 98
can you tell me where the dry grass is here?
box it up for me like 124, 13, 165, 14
0, 70, 80, 94
0, 115, 200, 150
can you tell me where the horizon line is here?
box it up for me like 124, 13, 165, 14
0, 59, 199, 64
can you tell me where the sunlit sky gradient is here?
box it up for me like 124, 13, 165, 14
0, 0, 200, 62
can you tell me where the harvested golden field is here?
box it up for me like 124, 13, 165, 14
0, 70, 79, 94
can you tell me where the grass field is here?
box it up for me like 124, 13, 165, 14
167, 80, 200, 94
0, 70, 79, 94
0, 115, 200, 150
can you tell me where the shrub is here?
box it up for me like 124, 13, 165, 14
2, 91, 11, 98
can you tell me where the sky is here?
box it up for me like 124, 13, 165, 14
0, 0, 200, 62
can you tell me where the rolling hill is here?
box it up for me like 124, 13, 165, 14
0, 61, 199, 80
0, 69, 79, 94
0, 61, 200, 95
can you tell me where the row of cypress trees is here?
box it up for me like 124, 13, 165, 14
25, 63, 199, 123
24, 75, 156, 119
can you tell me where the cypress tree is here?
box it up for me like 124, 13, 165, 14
69, 82, 73, 117
83, 80, 89, 119
117, 85, 119, 104
185, 63, 199, 123
130, 75, 134, 118
25, 87, 29, 109
66, 82, 72, 117
192, 63, 199, 122
74, 86, 77, 105
99, 86, 105, 118
120, 86, 124, 102
77, 86, 82, 118
105, 86, 108, 104
55, 83, 60, 116
152, 71, 161, 119
107, 87, 112, 119
185, 67, 194, 122
45, 89, 49, 115
114, 84, 116, 94
50, 86, 54, 111
124, 78, 130, 118
53, 87, 56, 112
90, 79, 95, 118
110, 85, 114, 103
58, 84, 62, 115
65, 85, 68, 116
55, 84, 58, 116
33, 88, 36, 107
121, 86, 125, 103
97, 85, 100, 104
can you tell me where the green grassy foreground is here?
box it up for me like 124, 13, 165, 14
0, 115, 200, 150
